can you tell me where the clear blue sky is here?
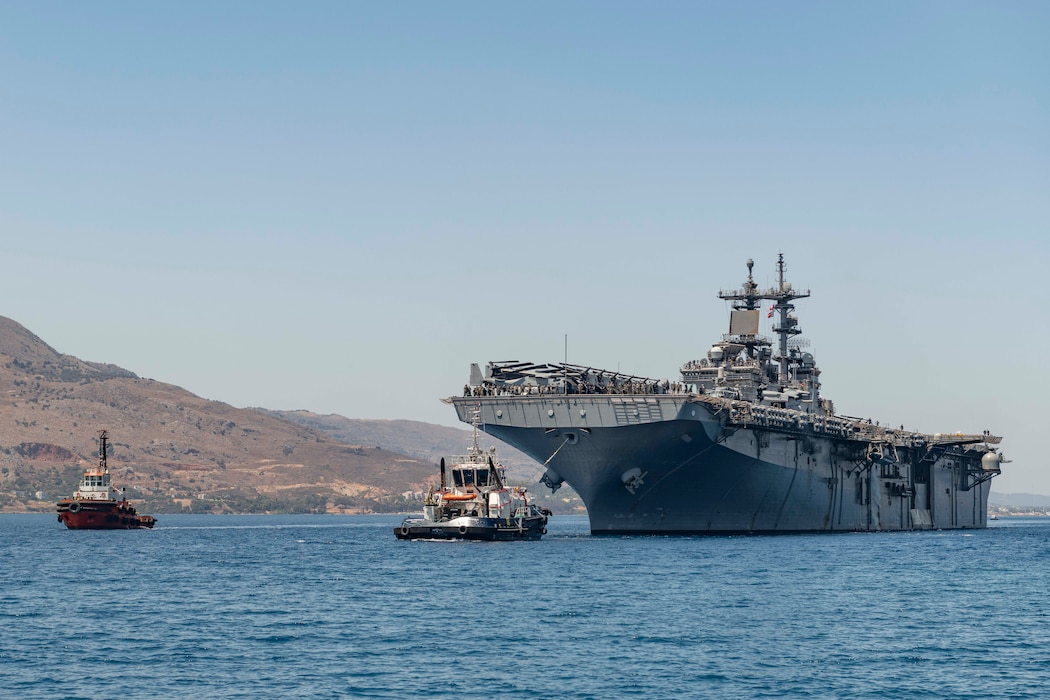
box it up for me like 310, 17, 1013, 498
1, 2, 1047, 492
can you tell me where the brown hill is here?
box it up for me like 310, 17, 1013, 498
256, 410, 584, 513
0, 315, 437, 514
253, 409, 546, 481
252, 410, 473, 461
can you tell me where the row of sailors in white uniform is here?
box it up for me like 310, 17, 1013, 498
464, 380, 697, 397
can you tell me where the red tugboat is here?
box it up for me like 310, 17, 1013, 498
56, 430, 156, 529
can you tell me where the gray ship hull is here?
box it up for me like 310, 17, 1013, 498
450, 395, 993, 534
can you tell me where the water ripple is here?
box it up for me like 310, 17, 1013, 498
3, 514, 1050, 698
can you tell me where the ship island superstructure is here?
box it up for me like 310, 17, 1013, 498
444, 255, 1005, 534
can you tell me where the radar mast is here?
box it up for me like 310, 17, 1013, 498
718, 254, 810, 385
767, 253, 810, 384
718, 258, 771, 360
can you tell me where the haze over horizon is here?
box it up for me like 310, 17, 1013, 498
1, 3, 1046, 493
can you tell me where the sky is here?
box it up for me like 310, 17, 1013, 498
0, 2, 1047, 492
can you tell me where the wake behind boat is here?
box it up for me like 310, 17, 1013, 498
56, 430, 156, 530
395, 407, 550, 541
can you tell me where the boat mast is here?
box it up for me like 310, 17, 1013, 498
469, 404, 482, 461
98, 429, 109, 474
724, 258, 760, 311
717, 258, 762, 358
768, 253, 810, 385
718, 254, 810, 386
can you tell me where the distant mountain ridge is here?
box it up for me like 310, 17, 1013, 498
253, 410, 580, 513
989, 492, 1050, 508
251, 410, 471, 462
0, 315, 137, 381
0, 315, 437, 513
253, 409, 546, 482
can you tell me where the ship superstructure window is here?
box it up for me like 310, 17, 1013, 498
476, 470, 489, 487
452, 469, 478, 487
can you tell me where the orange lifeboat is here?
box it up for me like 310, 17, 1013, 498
439, 492, 476, 501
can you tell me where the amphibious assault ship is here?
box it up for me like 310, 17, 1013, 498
444, 255, 1006, 534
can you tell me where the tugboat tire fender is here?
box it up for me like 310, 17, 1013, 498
400, 525, 410, 536
458, 524, 468, 536
542, 528, 547, 535
68, 501, 81, 514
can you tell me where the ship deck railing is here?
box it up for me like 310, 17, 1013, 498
448, 392, 1001, 447
700, 396, 1001, 447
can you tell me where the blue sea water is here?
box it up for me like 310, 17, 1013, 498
2, 514, 1049, 699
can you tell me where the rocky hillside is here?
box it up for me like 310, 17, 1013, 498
253, 409, 547, 480
255, 411, 583, 513
0, 315, 438, 514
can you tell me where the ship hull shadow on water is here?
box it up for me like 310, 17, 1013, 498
446, 254, 1004, 535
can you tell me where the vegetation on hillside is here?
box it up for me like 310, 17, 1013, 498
0, 315, 585, 516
